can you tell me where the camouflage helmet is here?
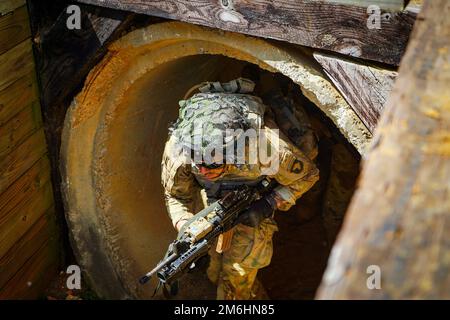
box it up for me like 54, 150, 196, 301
171, 87, 266, 164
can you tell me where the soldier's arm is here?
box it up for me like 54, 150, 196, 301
161, 138, 199, 229
262, 118, 320, 211
269, 149, 319, 211
264, 90, 319, 161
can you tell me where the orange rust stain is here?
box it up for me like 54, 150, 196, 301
72, 50, 132, 128
422, 132, 450, 156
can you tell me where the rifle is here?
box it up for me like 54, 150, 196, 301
139, 177, 276, 295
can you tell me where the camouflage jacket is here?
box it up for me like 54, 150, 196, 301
161, 109, 319, 228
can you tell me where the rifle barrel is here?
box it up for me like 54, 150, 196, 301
139, 252, 178, 284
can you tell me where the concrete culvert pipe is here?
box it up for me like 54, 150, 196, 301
60, 21, 370, 299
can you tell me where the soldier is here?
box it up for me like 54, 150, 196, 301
161, 77, 319, 299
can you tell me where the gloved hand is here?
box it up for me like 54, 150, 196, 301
238, 197, 275, 227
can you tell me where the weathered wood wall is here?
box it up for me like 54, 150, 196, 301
27, 1, 140, 275
0, 2, 59, 299
317, 0, 450, 299
77, 0, 417, 66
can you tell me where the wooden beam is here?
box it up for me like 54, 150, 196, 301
0, 0, 25, 16
0, 39, 34, 92
0, 5, 31, 55
77, 0, 417, 65
317, 0, 450, 299
314, 52, 397, 132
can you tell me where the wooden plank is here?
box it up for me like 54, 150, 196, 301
320, 0, 405, 11
0, 72, 39, 126
0, 5, 31, 55
0, 39, 34, 92
314, 52, 397, 132
0, 156, 51, 216
0, 206, 57, 289
0, 244, 58, 299
0, 129, 48, 194
0, 180, 53, 258
77, 0, 417, 65
0, 0, 25, 16
0, 208, 58, 300
317, 0, 450, 299
0, 102, 43, 159
0, 252, 57, 299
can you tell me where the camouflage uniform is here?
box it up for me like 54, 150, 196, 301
161, 79, 319, 299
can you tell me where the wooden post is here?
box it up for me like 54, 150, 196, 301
314, 52, 397, 133
28, 1, 138, 260
317, 0, 450, 299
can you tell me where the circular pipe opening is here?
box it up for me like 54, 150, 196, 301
61, 22, 368, 299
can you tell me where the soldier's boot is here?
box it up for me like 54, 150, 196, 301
215, 272, 270, 300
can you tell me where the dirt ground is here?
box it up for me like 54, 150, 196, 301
260, 210, 330, 299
